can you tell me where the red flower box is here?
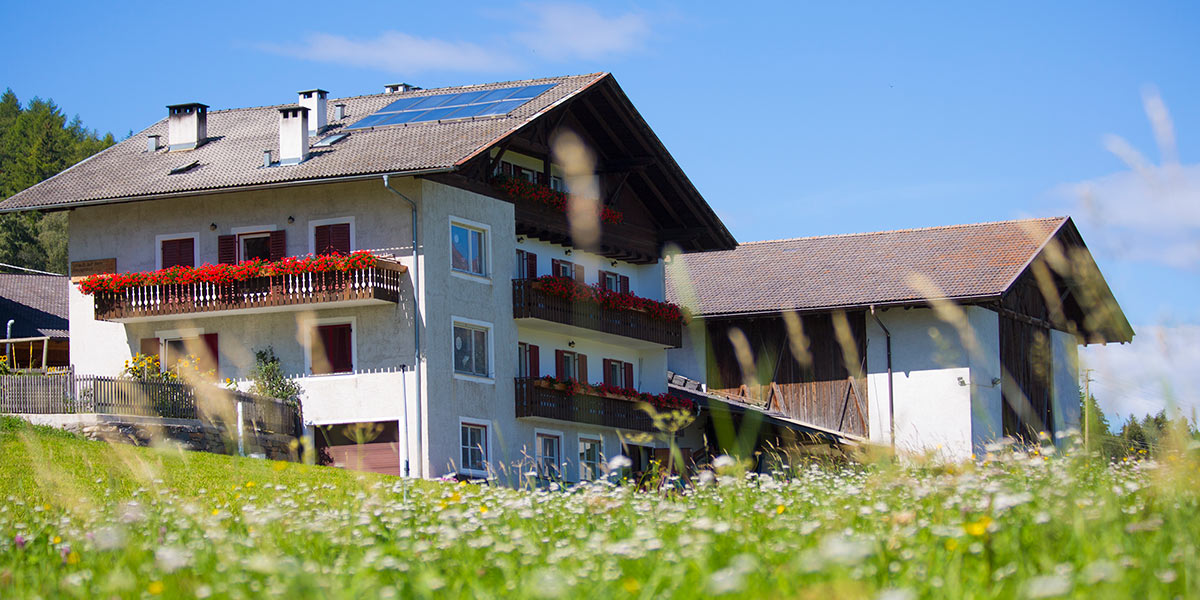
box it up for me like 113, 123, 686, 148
533, 275, 687, 324
534, 375, 697, 412
78, 251, 379, 296
493, 175, 624, 225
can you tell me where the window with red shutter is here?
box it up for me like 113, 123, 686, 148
313, 323, 353, 374
268, 230, 287, 261
218, 235, 237, 264
200, 333, 219, 373
623, 362, 634, 390
576, 353, 588, 383
160, 237, 195, 269
314, 222, 352, 256
602, 359, 615, 386
619, 275, 630, 294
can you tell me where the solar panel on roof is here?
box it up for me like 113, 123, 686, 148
345, 83, 556, 130
312, 133, 348, 148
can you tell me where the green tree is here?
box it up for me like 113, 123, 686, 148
0, 89, 114, 274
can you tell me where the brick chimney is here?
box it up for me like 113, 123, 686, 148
166, 103, 208, 151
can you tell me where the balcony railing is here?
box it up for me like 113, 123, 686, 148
511, 279, 682, 347
514, 377, 657, 432
93, 263, 405, 322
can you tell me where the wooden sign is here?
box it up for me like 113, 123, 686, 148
70, 258, 116, 282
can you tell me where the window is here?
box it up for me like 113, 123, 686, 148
144, 330, 218, 374
310, 322, 354, 374
555, 349, 587, 382
598, 270, 630, 293
515, 249, 537, 279
240, 233, 271, 261
603, 359, 634, 389
551, 259, 582, 281
451, 223, 487, 276
156, 233, 198, 269
579, 437, 602, 480
536, 432, 561, 478
454, 323, 490, 378
461, 422, 488, 474
550, 175, 565, 192
309, 217, 355, 256
517, 342, 539, 378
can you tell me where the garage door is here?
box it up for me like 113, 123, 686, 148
315, 421, 401, 476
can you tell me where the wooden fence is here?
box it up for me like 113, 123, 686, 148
0, 370, 300, 436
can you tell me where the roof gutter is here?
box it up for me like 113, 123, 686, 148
382, 174, 423, 479
0, 167, 456, 215
694, 294, 1004, 320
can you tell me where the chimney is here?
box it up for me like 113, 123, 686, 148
297, 89, 328, 135
385, 83, 419, 94
166, 103, 208, 151
277, 106, 309, 165
146, 134, 160, 153
334, 103, 346, 120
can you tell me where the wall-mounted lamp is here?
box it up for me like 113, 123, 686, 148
610, 260, 618, 267
565, 249, 572, 256
209, 223, 218, 231
957, 377, 967, 387
568, 340, 576, 348
517, 236, 525, 243
287, 216, 295, 224
991, 377, 1001, 387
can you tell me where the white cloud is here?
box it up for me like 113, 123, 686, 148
511, 3, 650, 61
1053, 88, 1200, 270
1082, 324, 1200, 425
1057, 163, 1200, 269
258, 32, 519, 74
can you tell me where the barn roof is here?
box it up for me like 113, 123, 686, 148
667, 216, 1132, 343
0, 274, 69, 339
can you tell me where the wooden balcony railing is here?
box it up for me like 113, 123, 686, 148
511, 279, 682, 347
514, 377, 657, 432
93, 263, 405, 321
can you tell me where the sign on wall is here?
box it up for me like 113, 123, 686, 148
69, 258, 116, 282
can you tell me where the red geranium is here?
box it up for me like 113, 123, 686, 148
538, 375, 696, 412
78, 251, 378, 296
494, 175, 624, 225
534, 275, 687, 324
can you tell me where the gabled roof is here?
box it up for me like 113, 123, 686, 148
0, 274, 69, 339
668, 216, 1133, 343
0, 74, 606, 211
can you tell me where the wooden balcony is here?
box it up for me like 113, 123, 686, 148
514, 377, 657, 432
93, 263, 406, 322
512, 279, 682, 348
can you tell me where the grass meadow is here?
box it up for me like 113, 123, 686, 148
2, 416, 1198, 599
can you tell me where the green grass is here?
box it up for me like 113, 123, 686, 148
1, 415, 1198, 599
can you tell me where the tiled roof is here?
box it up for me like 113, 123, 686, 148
668, 217, 1067, 316
0, 274, 69, 338
0, 74, 605, 211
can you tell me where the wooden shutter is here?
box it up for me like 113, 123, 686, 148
330, 223, 351, 255
502, 162, 513, 177
140, 337, 159, 358
577, 353, 588, 383
551, 259, 562, 278
602, 359, 615, 386
619, 275, 630, 294
314, 225, 332, 256
623, 362, 634, 390
201, 333, 219, 373
525, 252, 538, 279
574, 264, 584, 283
161, 238, 195, 269
217, 235, 237, 264
528, 344, 539, 378
597, 270, 610, 290
555, 349, 566, 380
268, 230, 287, 261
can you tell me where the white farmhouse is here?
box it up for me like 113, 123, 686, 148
0, 74, 736, 480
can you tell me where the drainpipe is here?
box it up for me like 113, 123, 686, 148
5, 320, 13, 365
869, 306, 895, 451
383, 175, 423, 478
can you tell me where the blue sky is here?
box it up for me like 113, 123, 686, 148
3, 1, 1198, 422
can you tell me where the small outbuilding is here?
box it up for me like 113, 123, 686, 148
667, 217, 1132, 459
0, 274, 70, 370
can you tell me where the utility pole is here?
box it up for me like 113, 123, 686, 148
1083, 368, 1095, 451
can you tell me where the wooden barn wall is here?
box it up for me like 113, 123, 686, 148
999, 313, 1053, 440
706, 312, 869, 437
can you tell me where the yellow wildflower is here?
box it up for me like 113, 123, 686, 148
622, 578, 641, 593
964, 516, 992, 537
945, 538, 959, 551
148, 581, 164, 595
53, 536, 62, 544
67, 551, 79, 565
479, 505, 489, 514
776, 504, 786, 515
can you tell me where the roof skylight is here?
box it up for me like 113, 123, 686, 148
345, 84, 555, 130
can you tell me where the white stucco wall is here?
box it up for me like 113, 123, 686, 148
862, 306, 1001, 460
1050, 328, 1081, 436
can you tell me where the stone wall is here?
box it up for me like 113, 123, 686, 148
12, 413, 299, 461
